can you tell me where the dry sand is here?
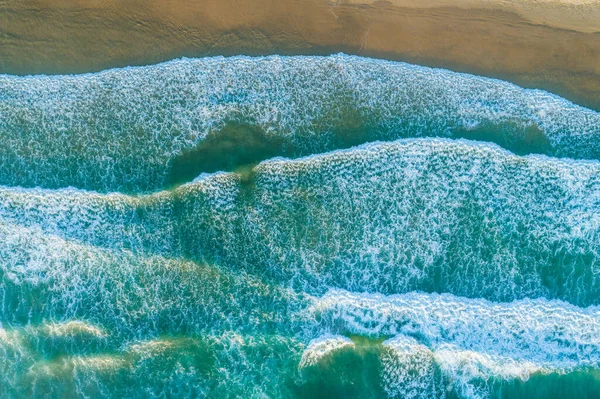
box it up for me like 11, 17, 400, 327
347, 0, 600, 33
1, 0, 599, 109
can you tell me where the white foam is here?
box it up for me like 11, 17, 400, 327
312, 289, 600, 372
0, 219, 301, 337
41, 321, 107, 338
1, 138, 599, 306
381, 335, 442, 399
1, 54, 598, 192
382, 340, 551, 399
299, 334, 355, 368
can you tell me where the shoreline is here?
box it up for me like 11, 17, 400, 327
1, 0, 599, 110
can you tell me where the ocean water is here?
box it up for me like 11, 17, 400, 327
1, 55, 600, 398
2, 54, 600, 193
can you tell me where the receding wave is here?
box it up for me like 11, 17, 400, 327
1, 55, 599, 192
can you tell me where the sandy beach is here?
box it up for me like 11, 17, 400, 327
347, 0, 600, 33
1, 0, 599, 109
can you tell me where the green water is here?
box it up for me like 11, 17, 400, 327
1, 55, 600, 398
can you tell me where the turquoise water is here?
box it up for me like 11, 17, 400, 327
1, 55, 600, 398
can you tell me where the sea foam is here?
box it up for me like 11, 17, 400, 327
1, 139, 599, 306
313, 289, 600, 397
1, 55, 599, 192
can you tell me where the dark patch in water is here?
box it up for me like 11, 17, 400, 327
453, 122, 552, 156
167, 116, 554, 191
167, 123, 287, 188
165, 108, 383, 190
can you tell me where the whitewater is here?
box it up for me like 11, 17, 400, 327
1, 55, 599, 398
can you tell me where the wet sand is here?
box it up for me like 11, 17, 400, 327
1, 0, 599, 110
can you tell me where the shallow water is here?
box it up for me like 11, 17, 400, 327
1, 55, 599, 398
